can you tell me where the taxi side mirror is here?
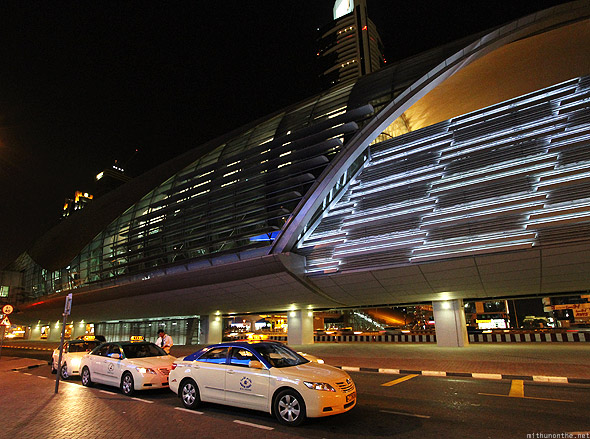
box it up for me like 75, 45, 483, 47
109, 353, 121, 359
249, 360, 264, 369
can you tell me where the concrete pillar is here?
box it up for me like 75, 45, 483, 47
432, 299, 469, 347
72, 321, 87, 339
200, 314, 222, 345
287, 310, 314, 345
48, 321, 62, 342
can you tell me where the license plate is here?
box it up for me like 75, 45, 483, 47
346, 392, 356, 403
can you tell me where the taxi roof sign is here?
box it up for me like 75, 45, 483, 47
130, 335, 144, 342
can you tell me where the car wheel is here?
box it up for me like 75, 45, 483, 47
50, 361, 57, 374
81, 367, 93, 387
60, 364, 69, 380
121, 372, 135, 396
180, 379, 201, 409
274, 389, 306, 426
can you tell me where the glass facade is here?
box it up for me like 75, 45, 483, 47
14, 81, 381, 302
95, 317, 199, 345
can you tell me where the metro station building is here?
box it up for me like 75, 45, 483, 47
3, 1, 590, 346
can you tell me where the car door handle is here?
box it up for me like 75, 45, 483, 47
227, 369, 235, 374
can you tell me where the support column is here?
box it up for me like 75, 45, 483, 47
287, 310, 314, 345
72, 321, 86, 339
432, 299, 469, 347
200, 314, 222, 345
29, 325, 41, 341
48, 322, 62, 342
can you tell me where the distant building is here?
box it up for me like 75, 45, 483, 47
62, 191, 93, 218
317, 0, 386, 88
94, 161, 132, 198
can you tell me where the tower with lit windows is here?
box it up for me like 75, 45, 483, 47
317, 0, 386, 88
62, 191, 94, 218
94, 160, 132, 198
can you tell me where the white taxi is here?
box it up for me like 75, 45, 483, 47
79, 339, 174, 396
51, 338, 103, 379
169, 341, 356, 426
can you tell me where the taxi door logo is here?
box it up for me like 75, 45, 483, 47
108, 363, 115, 374
240, 376, 252, 391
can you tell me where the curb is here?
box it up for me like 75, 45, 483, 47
334, 366, 590, 385
2, 346, 54, 351
10, 363, 45, 371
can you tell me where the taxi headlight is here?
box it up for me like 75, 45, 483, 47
136, 367, 157, 375
303, 381, 336, 392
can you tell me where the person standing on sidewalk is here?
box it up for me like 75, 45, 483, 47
155, 329, 173, 354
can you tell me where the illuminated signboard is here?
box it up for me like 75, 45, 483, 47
476, 319, 507, 329
333, 0, 353, 20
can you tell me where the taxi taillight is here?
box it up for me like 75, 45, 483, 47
171, 363, 177, 370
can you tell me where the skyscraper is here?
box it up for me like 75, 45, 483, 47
317, 0, 386, 88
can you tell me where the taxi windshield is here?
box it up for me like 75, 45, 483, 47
69, 341, 101, 352
252, 344, 309, 368
122, 343, 167, 358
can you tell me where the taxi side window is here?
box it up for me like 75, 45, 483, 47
229, 348, 255, 367
197, 347, 229, 364
108, 345, 122, 358
69, 343, 85, 353
95, 344, 110, 357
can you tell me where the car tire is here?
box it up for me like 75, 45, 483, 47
121, 372, 135, 396
274, 389, 306, 426
180, 379, 201, 409
81, 367, 93, 387
60, 364, 69, 380
50, 362, 57, 374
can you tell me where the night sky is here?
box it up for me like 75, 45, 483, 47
0, 0, 572, 269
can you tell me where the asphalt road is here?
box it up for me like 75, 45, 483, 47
8, 361, 590, 439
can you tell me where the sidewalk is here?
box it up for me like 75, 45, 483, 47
0, 356, 47, 371
3, 341, 590, 383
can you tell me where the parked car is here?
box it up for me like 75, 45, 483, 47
79, 339, 174, 395
169, 341, 356, 426
51, 338, 103, 379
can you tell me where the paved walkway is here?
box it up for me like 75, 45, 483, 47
3, 341, 590, 382
0, 356, 47, 371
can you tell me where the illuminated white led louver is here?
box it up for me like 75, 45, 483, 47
353, 171, 444, 194
333, 236, 427, 259
301, 77, 590, 274
345, 199, 434, 219
410, 241, 535, 263
223, 170, 239, 178
450, 81, 577, 128
371, 138, 449, 162
343, 203, 435, 228
421, 195, 547, 225
431, 161, 556, 194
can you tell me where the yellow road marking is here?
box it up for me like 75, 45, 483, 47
381, 374, 419, 387
508, 379, 524, 398
479, 379, 572, 402
380, 409, 430, 419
